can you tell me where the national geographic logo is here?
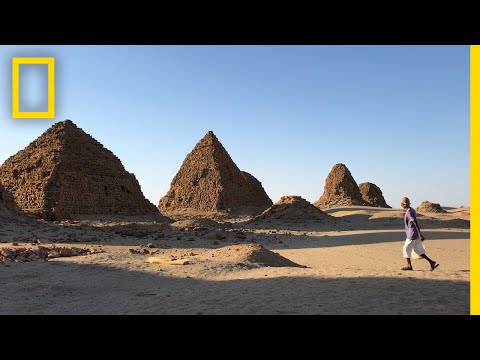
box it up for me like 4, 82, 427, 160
12, 57, 55, 119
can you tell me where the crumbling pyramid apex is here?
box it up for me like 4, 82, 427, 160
314, 163, 367, 209
159, 131, 272, 213
0, 119, 157, 219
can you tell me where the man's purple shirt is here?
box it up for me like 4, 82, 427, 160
405, 207, 419, 240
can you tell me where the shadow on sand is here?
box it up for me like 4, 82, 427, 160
0, 260, 468, 315
242, 215, 469, 232
250, 229, 470, 251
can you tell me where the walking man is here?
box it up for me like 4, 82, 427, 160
401, 197, 439, 271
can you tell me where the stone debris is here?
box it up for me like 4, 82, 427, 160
0, 245, 103, 263
129, 248, 151, 255
171, 218, 224, 231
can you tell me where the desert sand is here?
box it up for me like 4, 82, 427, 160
0, 206, 469, 315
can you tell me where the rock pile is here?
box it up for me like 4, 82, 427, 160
0, 245, 103, 264
171, 218, 224, 231
252, 196, 330, 223
210, 244, 306, 268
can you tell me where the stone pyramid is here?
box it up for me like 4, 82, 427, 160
314, 163, 367, 209
158, 131, 272, 213
359, 182, 391, 208
416, 201, 447, 213
253, 196, 331, 223
0, 120, 157, 220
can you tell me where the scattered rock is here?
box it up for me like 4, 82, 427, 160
0, 245, 102, 263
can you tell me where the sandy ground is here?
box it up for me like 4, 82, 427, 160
0, 206, 469, 315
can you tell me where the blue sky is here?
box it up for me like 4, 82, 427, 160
0, 45, 470, 208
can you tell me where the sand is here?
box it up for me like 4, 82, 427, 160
0, 206, 469, 314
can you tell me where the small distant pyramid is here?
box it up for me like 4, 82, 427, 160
158, 131, 272, 213
314, 163, 367, 209
359, 182, 391, 208
0, 120, 157, 219
416, 201, 447, 213
253, 196, 331, 223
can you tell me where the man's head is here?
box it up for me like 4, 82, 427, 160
400, 197, 410, 209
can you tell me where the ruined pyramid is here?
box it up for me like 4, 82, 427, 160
158, 131, 272, 213
416, 201, 447, 213
359, 182, 391, 208
252, 196, 331, 223
314, 163, 367, 209
0, 120, 157, 219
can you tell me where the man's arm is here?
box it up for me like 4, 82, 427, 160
413, 219, 425, 241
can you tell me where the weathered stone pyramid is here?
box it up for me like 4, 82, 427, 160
158, 131, 272, 213
0, 120, 157, 219
359, 182, 391, 208
314, 163, 367, 209
253, 196, 331, 223
416, 201, 447, 213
